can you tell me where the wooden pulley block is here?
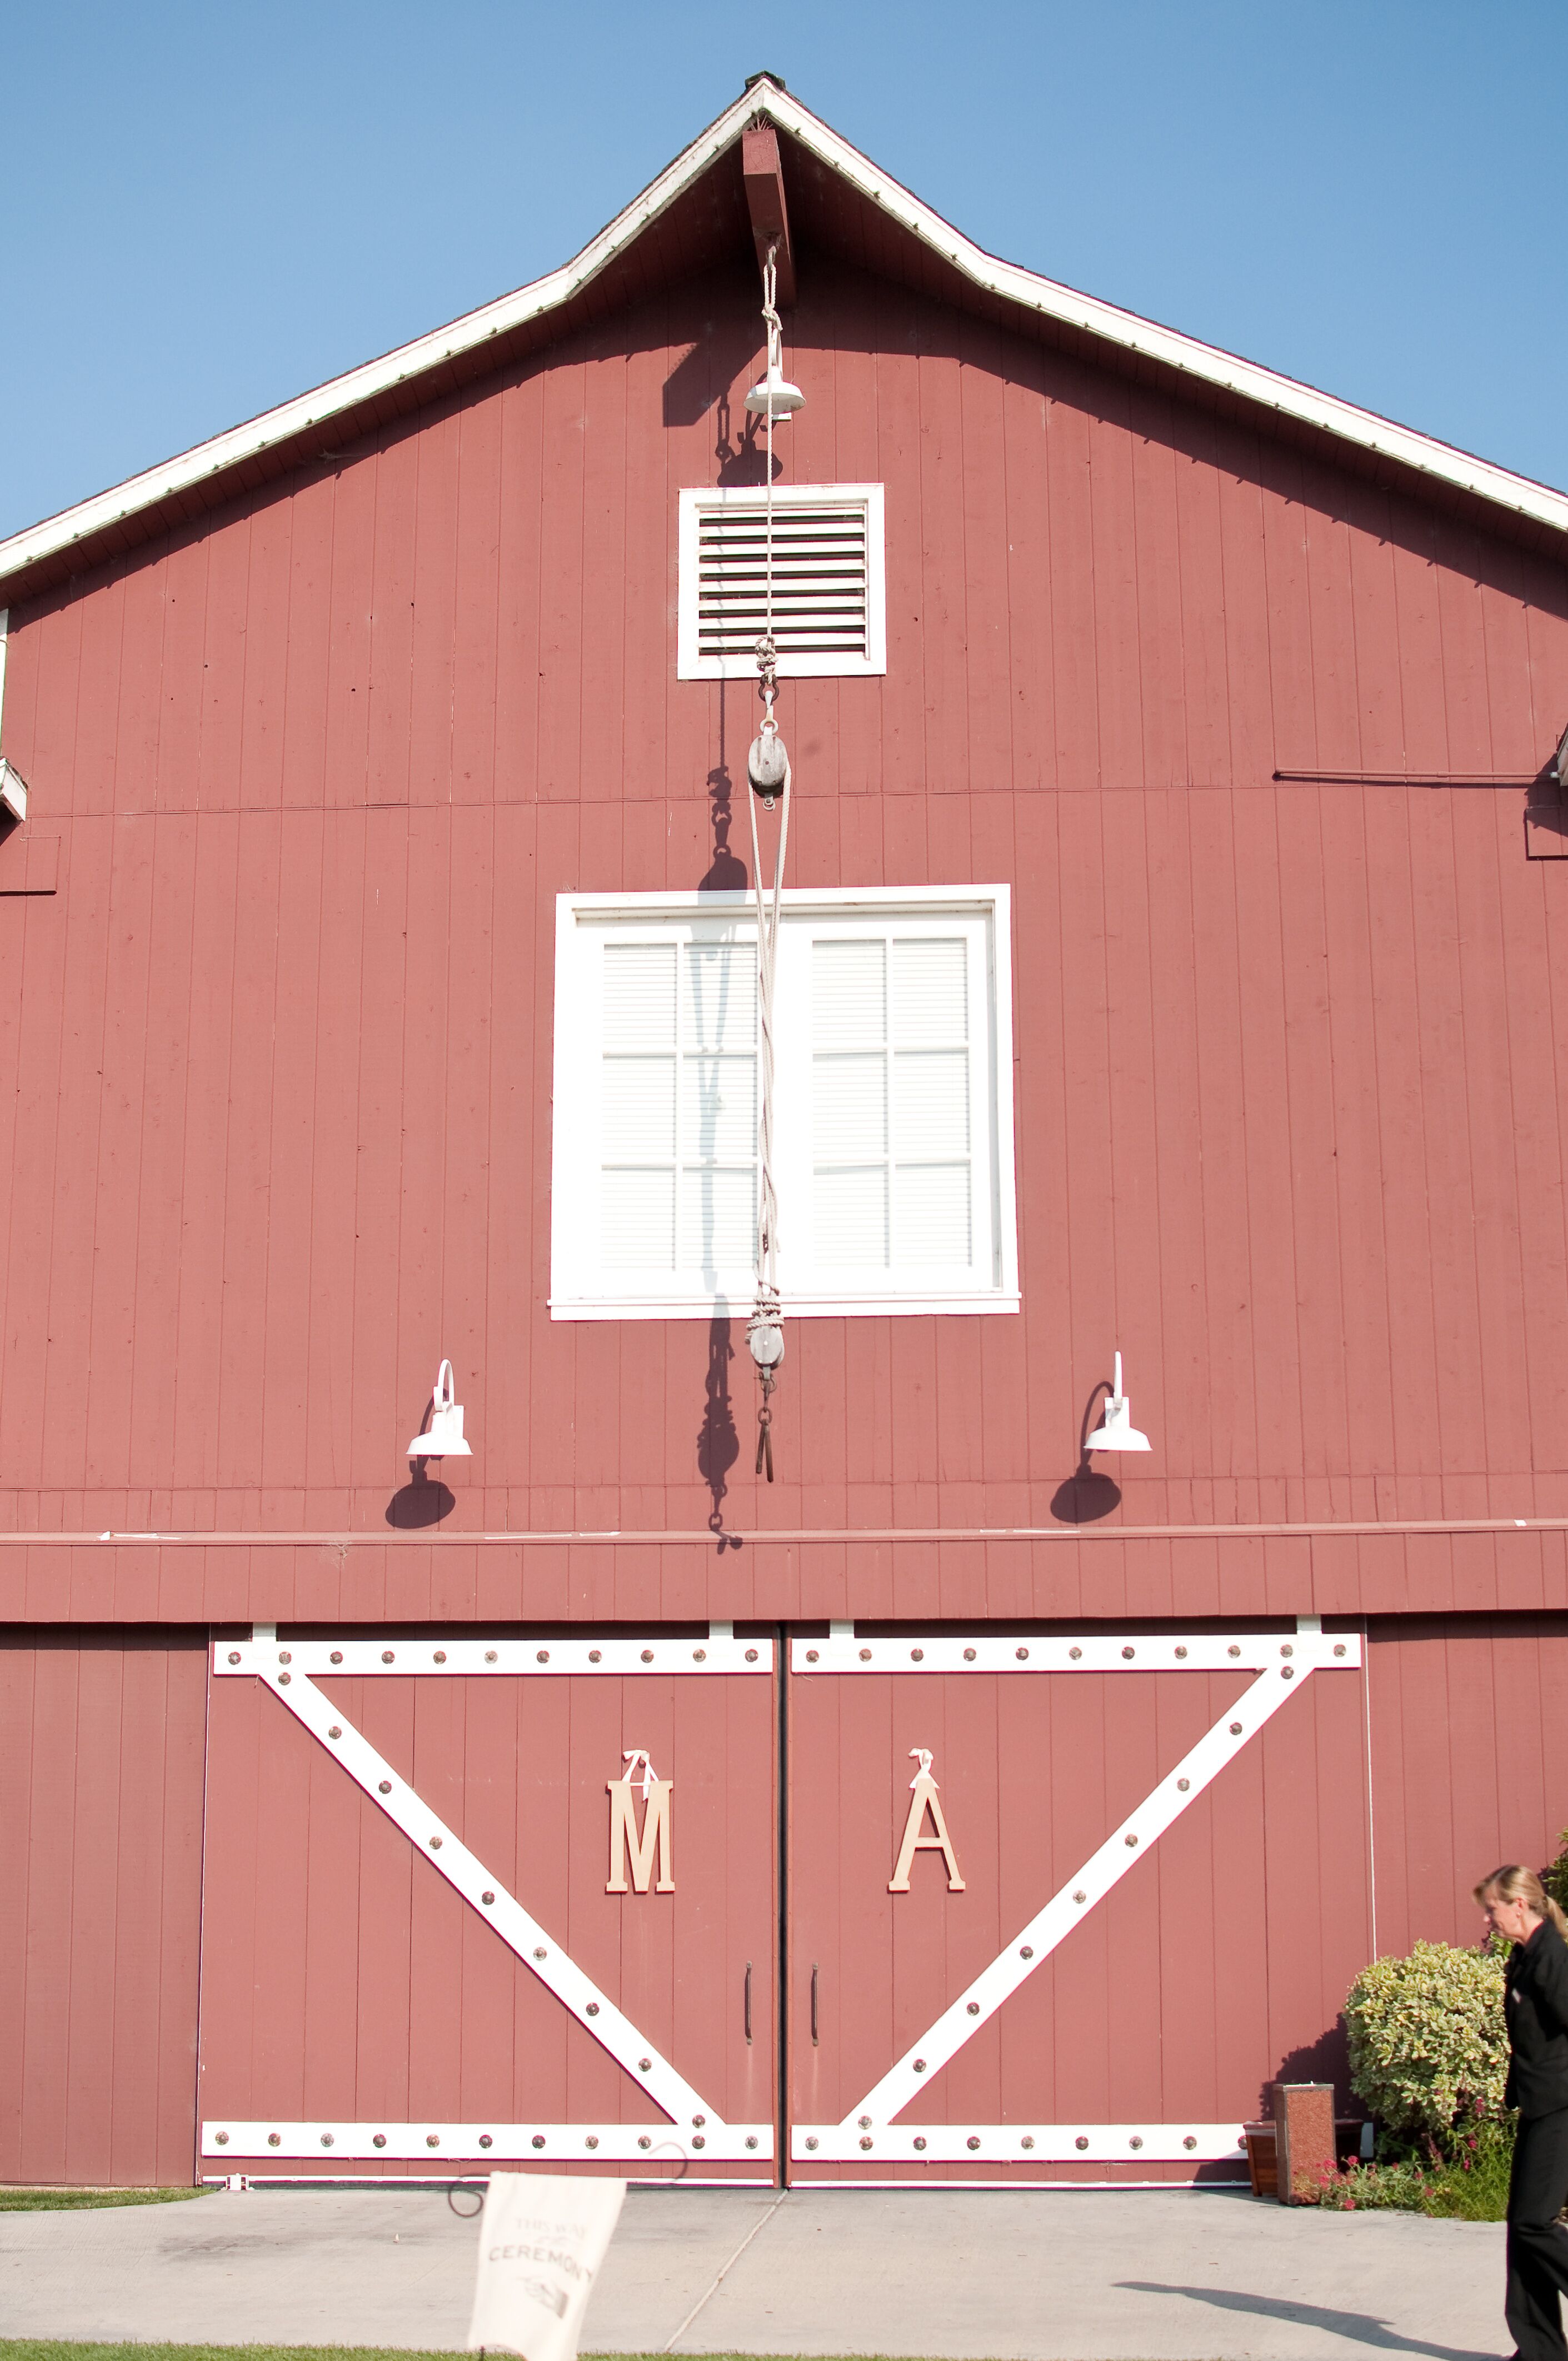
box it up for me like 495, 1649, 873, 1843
748, 730, 788, 796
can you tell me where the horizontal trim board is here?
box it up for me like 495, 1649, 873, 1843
1, 1516, 1559, 1544
217, 1634, 772, 1675
204, 2123, 771, 2163
206, 2174, 775, 2188
550, 1291, 1021, 1321
560, 885, 1007, 918
790, 2178, 1252, 2191
792, 1630, 1361, 1671
213, 1633, 1356, 1678
793, 2124, 1244, 2163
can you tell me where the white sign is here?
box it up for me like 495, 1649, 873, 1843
467, 2171, 626, 2360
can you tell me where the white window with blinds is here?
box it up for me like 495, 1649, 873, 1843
551, 889, 1017, 1320
676, 484, 886, 681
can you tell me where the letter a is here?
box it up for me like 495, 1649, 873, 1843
888, 1749, 965, 1893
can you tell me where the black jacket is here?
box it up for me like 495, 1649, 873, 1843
1505, 1919, 1568, 2117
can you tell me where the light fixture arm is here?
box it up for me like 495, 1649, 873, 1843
1083, 1347, 1152, 1455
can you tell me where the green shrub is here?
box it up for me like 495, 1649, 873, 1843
1345, 1939, 1509, 2140
1541, 1829, 1568, 1921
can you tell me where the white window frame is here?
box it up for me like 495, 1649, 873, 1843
550, 886, 1018, 1321
676, 482, 887, 681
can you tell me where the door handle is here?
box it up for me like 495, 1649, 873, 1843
811, 1961, 820, 2046
745, 1959, 752, 2045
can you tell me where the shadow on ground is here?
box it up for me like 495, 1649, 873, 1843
1120, 2280, 1497, 2360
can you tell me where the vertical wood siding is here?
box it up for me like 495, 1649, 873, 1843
0, 1631, 206, 2183
1367, 1614, 1568, 1956
789, 1656, 1369, 2181
199, 1661, 776, 2175
1, 259, 1565, 1584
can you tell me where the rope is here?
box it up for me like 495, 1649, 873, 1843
763, 249, 777, 649
745, 247, 790, 1478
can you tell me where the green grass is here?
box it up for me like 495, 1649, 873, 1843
0, 2348, 472, 2361
0, 2350, 1012, 2361
0, 2187, 212, 2212
0, 2350, 1028, 2361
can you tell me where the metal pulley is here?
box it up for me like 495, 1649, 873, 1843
746, 1306, 785, 1378
747, 1299, 784, 1483
748, 724, 789, 805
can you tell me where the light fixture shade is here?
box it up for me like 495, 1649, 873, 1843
408, 1358, 472, 1459
1085, 1351, 1151, 1454
743, 360, 805, 421
745, 329, 805, 421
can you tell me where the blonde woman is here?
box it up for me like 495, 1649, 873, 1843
1477, 1866, 1568, 2360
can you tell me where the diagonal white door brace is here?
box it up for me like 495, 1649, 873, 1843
257, 1663, 715, 2129
844, 1655, 1312, 2128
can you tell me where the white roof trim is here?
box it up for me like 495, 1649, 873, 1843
2, 80, 1564, 588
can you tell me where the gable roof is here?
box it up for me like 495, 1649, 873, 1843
2, 75, 1564, 604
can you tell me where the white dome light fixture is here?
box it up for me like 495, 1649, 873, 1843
1085, 1351, 1151, 1454
744, 322, 805, 423
407, 1359, 472, 1460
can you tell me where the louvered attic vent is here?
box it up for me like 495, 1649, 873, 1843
677, 483, 886, 681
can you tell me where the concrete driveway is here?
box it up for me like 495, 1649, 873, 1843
0, 2181, 1510, 2359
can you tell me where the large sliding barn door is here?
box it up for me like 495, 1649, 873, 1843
198, 1634, 776, 2178
787, 1628, 1367, 2182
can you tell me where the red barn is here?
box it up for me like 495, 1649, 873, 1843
2, 76, 1567, 2190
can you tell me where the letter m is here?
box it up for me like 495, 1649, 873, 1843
606, 1776, 675, 1894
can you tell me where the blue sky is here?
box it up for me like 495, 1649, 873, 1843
2, 2, 1564, 540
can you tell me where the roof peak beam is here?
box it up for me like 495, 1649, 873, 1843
743, 124, 795, 306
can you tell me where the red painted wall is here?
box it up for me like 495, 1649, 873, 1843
0, 1631, 206, 2184
789, 1650, 1370, 2183
1367, 1613, 1568, 1956
199, 1659, 776, 2179
1, 237, 1566, 2183
0, 257, 1565, 1624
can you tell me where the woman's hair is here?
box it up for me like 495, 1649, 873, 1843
1475, 1863, 1568, 1940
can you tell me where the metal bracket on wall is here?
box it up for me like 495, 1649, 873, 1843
206, 1634, 774, 2168
788, 1625, 1362, 2163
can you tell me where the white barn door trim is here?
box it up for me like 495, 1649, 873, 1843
203, 1632, 775, 2168
790, 1624, 1361, 2165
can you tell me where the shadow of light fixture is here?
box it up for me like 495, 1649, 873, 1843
407, 1359, 472, 1462
1085, 1351, 1151, 1455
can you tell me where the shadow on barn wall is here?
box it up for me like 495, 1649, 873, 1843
1050, 1377, 1123, 1524
1263, 2019, 1353, 2117
698, 1315, 743, 1551
385, 1465, 457, 1529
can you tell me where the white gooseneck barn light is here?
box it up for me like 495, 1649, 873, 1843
744, 243, 804, 424
1085, 1351, 1151, 1454
743, 325, 805, 423
407, 1360, 472, 1460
